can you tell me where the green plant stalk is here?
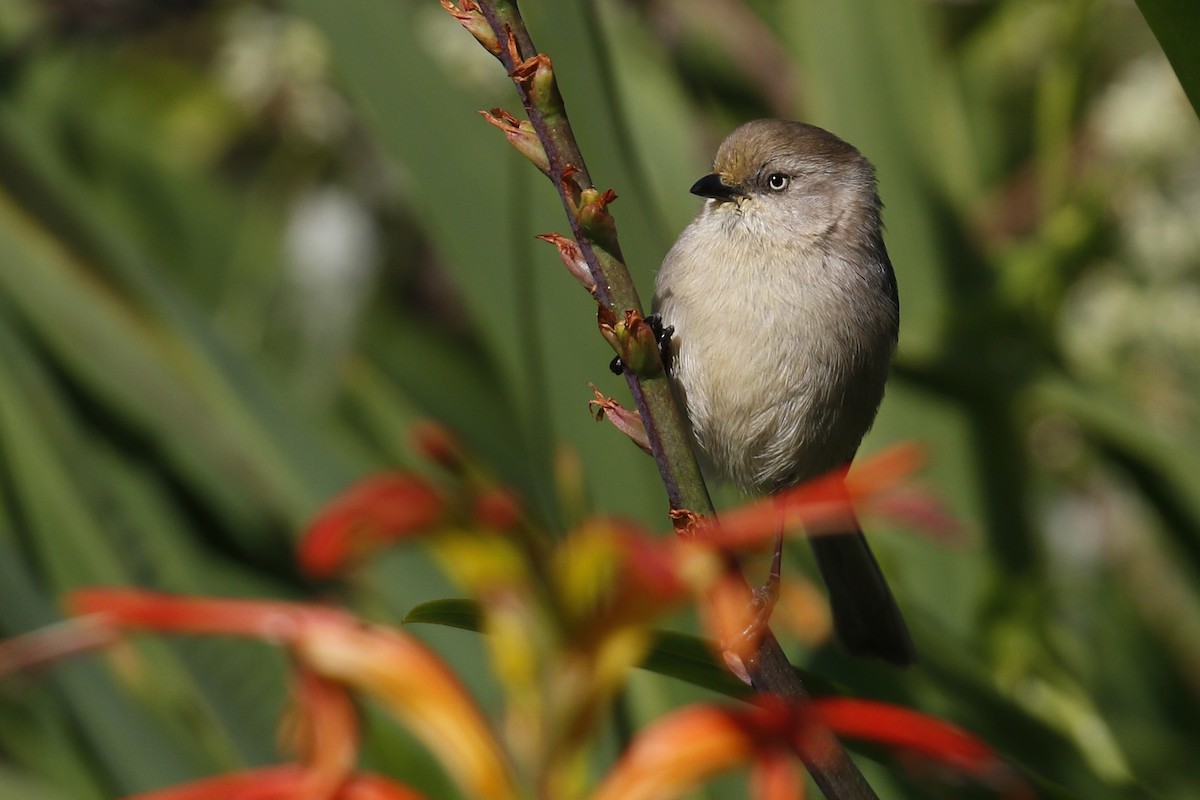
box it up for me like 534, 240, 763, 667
469, 2, 879, 798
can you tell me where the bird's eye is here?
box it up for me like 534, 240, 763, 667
766, 173, 790, 192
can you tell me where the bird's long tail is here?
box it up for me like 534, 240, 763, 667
808, 517, 916, 666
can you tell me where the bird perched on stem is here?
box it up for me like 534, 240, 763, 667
653, 119, 915, 666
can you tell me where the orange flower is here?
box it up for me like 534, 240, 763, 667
702, 444, 927, 552
278, 669, 359, 797
811, 698, 1007, 782
125, 765, 317, 800
69, 590, 518, 800
124, 767, 429, 800
298, 474, 445, 578
590, 705, 764, 800
296, 620, 518, 800
592, 696, 1024, 800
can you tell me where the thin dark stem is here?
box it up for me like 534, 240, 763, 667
467, 3, 878, 798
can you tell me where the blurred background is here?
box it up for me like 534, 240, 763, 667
0, 0, 1198, 797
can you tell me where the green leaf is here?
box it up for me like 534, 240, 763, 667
1135, 0, 1200, 116
0, 765, 77, 800
403, 598, 829, 699
402, 597, 486, 632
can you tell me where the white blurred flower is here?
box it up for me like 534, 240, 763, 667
215, 5, 349, 144
1061, 269, 1135, 376
1087, 55, 1200, 279
284, 187, 380, 394
1091, 57, 1198, 163
416, 3, 508, 93
1063, 52, 1200, 425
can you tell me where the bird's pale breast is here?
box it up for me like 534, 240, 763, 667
654, 210, 895, 493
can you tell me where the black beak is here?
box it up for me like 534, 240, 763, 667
690, 173, 740, 200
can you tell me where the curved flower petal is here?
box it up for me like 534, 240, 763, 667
749, 751, 806, 800
338, 774, 433, 800
590, 706, 760, 800
293, 616, 518, 800
125, 766, 314, 800
124, 768, 431, 800
700, 444, 927, 551
67, 590, 518, 800
812, 698, 1002, 779
299, 474, 446, 578
68, 588, 350, 641
593, 696, 1021, 800
281, 669, 359, 794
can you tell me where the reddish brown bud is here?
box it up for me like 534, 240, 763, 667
409, 420, 465, 473
669, 508, 705, 538
536, 233, 596, 295
577, 187, 619, 252
597, 307, 662, 377
480, 109, 550, 176
509, 53, 557, 107
471, 488, 523, 532
504, 24, 522, 65
588, 383, 651, 454
559, 164, 585, 208
439, 0, 501, 57
559, 164, 583, 185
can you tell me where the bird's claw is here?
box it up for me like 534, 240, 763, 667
742, 528, 783, 638
610, 313, 674, 375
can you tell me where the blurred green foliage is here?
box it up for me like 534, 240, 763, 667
0, 0, 1198, 797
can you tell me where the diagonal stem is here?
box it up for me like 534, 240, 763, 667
480, 0, 705, 516
469, 3, 879, 798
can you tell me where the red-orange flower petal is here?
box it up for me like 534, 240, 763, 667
68, 588, 348, 642
593, 695, 1021, 800
124, 768, 430, 800
338, 774, 432, 800
590, 705, 760, 800
124, 766, 313, 800
295, 620, 518, 800
749, 751, 806, 800
843, 443, 925, 500
299, 473, 446, 578
699, 569, 765, 684
811, 698, 1002, 779
698, 444, 927, 552
280, 669, 359, 794
67, 590, 518, 800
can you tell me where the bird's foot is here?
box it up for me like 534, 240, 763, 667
609, 312, 674, 375
743, 527, 784, 638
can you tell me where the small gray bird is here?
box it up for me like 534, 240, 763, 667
653, 119, 915, 665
